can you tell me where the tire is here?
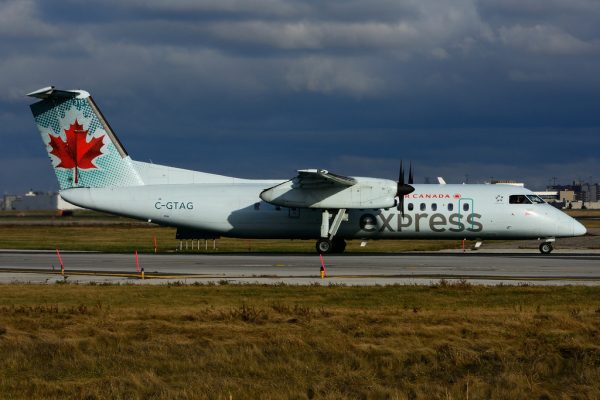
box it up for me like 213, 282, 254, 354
331, 238, 347, 253
316, 239, 332, 254
539, 242, 553, 254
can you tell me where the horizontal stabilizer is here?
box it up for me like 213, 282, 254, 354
27, 86, 87, 100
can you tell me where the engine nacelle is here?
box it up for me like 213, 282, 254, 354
260, 177, 397, 209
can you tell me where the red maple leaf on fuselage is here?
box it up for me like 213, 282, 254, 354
48, 119, 104, 184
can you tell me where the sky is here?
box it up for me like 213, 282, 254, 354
1, 0, 599, 193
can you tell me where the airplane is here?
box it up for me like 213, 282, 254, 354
27, 86, 587, 254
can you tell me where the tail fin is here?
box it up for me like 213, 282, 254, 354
28, 86, 143, 189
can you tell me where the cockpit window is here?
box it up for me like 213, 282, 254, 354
526, 195, 545, 204
509, 195, 532, 204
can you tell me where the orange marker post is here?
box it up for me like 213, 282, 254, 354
56, 248, 65, 275
319, 254, 327, 278
462, 239, 466, 253
135, 250, 141, 273
153, 236, 157, 254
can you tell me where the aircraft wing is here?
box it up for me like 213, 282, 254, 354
260, 169, 399, 209
295, 169, 357, 189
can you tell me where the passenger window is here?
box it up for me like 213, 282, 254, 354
408, 203, 414, 211
463, 203, 469, 212
254, 202, 260, 210
509, 195, 531, 204
431, 203, 437, 211
275, 206, 281, 211
448, 203, 453, 211
420, 203, 426, 211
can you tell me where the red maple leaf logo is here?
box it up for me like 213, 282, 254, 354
48, 119, 104, 184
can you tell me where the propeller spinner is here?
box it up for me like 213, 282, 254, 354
396, 161, 415, 216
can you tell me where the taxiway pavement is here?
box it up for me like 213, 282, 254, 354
1, 250, 600, 285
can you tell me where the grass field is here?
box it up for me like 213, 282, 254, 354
0, 283, 599, 399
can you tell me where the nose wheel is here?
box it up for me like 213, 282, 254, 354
539, 242, 554, 254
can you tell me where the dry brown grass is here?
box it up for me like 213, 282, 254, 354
0, 284, 599, 399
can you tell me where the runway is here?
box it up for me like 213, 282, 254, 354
1, 250, 600, 285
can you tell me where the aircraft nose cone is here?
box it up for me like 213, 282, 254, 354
573, 220, 587, 236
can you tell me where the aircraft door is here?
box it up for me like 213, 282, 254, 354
458, 198, 475, 231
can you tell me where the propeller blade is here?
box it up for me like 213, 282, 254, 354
408, 162, 414, 185
399, 196, 405, 217
399, 161, 404, 186
396, 160, 414, 213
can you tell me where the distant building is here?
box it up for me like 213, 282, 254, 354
2, 194, 18, 211
11, 191, 56, 211
548, 183, 599, 201
547, 181, 600, 209
559, 190, 575, 203
581, 183, 600, 202
2, 191, 81, 211
535, 191, 559, 201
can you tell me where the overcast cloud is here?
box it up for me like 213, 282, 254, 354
1, 0, 599, 192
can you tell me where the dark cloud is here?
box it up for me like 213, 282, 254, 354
1, 0, 599, 193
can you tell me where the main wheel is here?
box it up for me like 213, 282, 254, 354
539, 242, 553, 254
331, 238, 347, 253
316, 239, 332, 254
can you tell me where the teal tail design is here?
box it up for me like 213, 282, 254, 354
28, 86, 143, 190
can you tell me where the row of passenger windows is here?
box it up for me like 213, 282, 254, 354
407, 203, 470, 212
253, 196, 543, 212
254, 201, 471, 212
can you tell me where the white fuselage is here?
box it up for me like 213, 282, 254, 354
60, 182, 586, 240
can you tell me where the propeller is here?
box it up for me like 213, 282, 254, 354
396, 161, 415, 216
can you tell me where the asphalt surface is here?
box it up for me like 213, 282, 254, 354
1, 250, 600, 285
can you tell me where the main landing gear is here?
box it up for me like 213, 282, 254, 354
316, 237, 347, 254
316, 209, 348, 254
539, 242, 554, 254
